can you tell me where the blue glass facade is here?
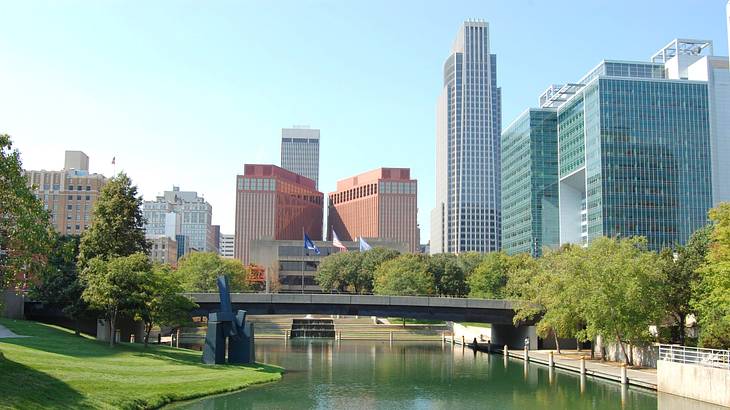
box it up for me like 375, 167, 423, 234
501, 109, 559, 256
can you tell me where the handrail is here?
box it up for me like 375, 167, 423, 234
658, 344, 730, 370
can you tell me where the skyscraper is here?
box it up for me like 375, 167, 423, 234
327, 168, 419, 252
281, 127, 320, 189
431, 20, 501, 254
234, 164, 323, 264
25, 150, 107, 236
501, 109, 559, 256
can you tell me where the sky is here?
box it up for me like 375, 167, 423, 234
2, 0, 729, 240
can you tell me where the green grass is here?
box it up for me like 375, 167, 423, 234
386, 317, 445, 325
457, 322, 492, 328
0, 319, 282, 410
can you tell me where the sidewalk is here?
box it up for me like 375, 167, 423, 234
502, 348, 657, 389
0, 324, 27, 339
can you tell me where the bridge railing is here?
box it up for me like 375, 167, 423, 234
658, 344, 730, 370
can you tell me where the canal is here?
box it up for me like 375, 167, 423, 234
174, 340, 723, 409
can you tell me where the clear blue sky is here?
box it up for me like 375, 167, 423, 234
3, 0, 728, 239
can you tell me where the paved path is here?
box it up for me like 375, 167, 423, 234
0, 324, 26, 338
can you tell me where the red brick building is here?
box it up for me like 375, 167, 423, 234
327, 168, 418, 253
234, 164, 323, 264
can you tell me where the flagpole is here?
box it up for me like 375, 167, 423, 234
301, 227, 305, 294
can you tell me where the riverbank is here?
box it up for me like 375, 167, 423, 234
0, 319, 282, 410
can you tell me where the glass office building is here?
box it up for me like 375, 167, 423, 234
281, 127, 320, 189
431, 20, 502, 254
553, 61, 712, 250
501, 109, 559, 256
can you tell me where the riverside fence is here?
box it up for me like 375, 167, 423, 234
658, 344, 730, 370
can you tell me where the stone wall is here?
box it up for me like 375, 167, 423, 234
658, 360, 730, 407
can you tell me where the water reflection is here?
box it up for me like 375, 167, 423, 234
171, 340, 723, 410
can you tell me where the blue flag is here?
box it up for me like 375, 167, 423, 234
359, 237, 372, 252
304, 233, 320, 255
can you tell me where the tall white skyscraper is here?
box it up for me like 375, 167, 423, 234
431, 20, 501, 254
281, 127, 320, 188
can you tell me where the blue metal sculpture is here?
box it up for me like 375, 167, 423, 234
202, 276, 255, 364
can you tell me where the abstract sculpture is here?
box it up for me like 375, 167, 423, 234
202, 275, 255, 364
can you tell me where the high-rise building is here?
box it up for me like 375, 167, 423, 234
431, 20, 502, 254
142, 186, 215, 254
327, 168, 418, 253
211, 224, 221, 254
219, 233, 234, 258
25, 151, 107, 236
148, 236, 178, 266
281, 127, 320, 189
234, 164, 323, 264
535, 49, 718, 250
501, 109, 559, 256
651, 39, 730, 206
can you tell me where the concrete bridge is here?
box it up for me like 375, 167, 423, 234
187, 293, 537, 348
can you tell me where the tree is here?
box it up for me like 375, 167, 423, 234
136, 264, 197, 347
175, 252, 250, 292
315, 251, 363, 293
469, 252, 531, 299
427, 253, 467, 297
510, 246, 583, 354
359, 247, 399, 293
77, 173, 149, 269
0, 134, 53, 294
80, 253, 152, 347
457, 252, 484, 279
693, 204, 730, 348
30, 235, 87, 335
373, 254, 434, 296
658, 225, 711, 345
579, 237, 664, 365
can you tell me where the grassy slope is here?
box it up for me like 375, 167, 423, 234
0, 319, 282, 410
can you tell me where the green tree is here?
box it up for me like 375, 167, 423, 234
77, 173, 149, 269
30, 235, 87, 335
692, 204, 730, 348
469, 252, 530, 299
315, 251, 363, 293
511, 246, 584, 354
359, 247, 399, 293
373, 254, 434, 296
427, 253, 467, 296
136, 264, 197, 346
457, 252, 484, 279
658, 225, 711, 345
579, 237, 664, 365
0, 134, 53, 294
175, 252, 250, 292
80, 253, 152, 347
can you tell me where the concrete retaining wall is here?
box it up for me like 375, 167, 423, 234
657, 360, 730, 407
1, 290, 24, 319
593, 336, 658, 368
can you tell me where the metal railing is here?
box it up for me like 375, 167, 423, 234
658, 344, 730, 370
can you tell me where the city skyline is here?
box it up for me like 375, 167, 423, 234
5, 1, 729, 239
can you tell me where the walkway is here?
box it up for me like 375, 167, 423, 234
0, 324, 26, 338
511, 349, 657, 389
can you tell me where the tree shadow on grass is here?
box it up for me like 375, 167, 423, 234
0, 354, 92, 409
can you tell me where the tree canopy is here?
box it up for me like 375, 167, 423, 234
373, 254, 434, 296
175, 252, 250, 292
77, 173, 148, 269
0, 134, 53, 292
693, 204, 730, 348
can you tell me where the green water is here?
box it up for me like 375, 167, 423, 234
175, 340, 720, 410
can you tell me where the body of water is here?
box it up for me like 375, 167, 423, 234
175, 340, 722, 409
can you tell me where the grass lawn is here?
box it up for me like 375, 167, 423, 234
0, 319, 282, 410
458, 322, 492, 328
386, 317, 445, 325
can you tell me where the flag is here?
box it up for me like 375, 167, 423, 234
359, 237, 372, 252
304, 233, 320, 255
111, 156, 115, 165
332, 229, 347, 252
